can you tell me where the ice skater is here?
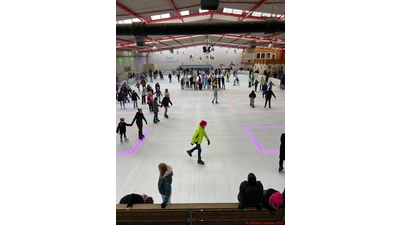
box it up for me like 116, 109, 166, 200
249, 90, 256, 108
279, 133, 285, 172
264, 87, 276, 108
116, 118, 132, 143
212, 86, 218, 104
186, 120, 210, 165
130, 108, 148, 139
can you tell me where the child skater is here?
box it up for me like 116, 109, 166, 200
212, 82, 218, 104
147, 92, 153, 112
141, 88, 146, 105
249, 90, 256, 108
116, 118, 132, 143
152, 97, 162, 123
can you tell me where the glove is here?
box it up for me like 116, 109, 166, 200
191, 143, 194, 146
207, 140, 210, 145
161, 203, 166, 208
238, 204, 244, 210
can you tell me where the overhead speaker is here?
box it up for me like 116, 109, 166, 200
201, 0, 219, 10
136, 37, 145, 46
203, 46, 207, 53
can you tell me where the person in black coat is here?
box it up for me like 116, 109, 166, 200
116, 118, 132, 143
249, 90, 256, 108
119, 193, 154, 210
279, 133, 285, 172
161, 96, 173, 118
131, 108, 148, 139
130, 90, 140, 109
264, 87, 276, 108
237, 173, 263, 210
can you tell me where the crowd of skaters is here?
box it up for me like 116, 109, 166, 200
117, 67, 285, 211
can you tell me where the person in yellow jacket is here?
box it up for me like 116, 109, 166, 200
186, 120, 210, 165
259, 76, 266, 91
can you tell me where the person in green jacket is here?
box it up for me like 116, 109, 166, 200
186, 120, 210, 165
259, 76, 266, 91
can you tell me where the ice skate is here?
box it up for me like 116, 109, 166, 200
197, 159, 205, 165
186, 150, 192, 157
279, 167, 284, 172
124, 138, 129, 142
120, 139, 123, 143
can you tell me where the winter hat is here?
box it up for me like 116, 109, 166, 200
120, 118, 124, 121
269, 192, 283, 210
247, 173, 257, 186
165, 88, 168, 92
199, 120, 207, 127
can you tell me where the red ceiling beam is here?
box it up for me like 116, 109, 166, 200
240, 0, 268, 21
169, 36, 186, 48
116, 38, 135, 44
213, 34, 226, 45
209, 10, 215, 22
167, 0, 183, 23
116, 1, 147, 22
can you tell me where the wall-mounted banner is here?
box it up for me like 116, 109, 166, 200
166, 56, 176, 63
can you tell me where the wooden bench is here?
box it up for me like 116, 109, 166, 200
116, 203, 285, 225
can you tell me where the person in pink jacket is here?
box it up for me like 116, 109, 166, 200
186, 120, 210, 165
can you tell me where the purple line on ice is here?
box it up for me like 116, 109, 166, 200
244, 126, 284, 154
116, 128, 151, 156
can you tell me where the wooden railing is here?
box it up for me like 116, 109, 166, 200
116, 203, 285, 225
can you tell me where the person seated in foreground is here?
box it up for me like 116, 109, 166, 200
119, 193, 154, 210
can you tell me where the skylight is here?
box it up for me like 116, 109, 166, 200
116, 18, 142, 24
223, 8, 233, 13
232, 9, 243, 15
199, 9, 209, 13
252, 11, 262, 17
160, 13, 170, 19
180, 10, 189, 16
150, 13, 170, 20
262, 13, 283, 18
151, 15, 160, 20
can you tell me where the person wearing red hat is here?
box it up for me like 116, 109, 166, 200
186, 120, 210, 165
261, 188, 283, 214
